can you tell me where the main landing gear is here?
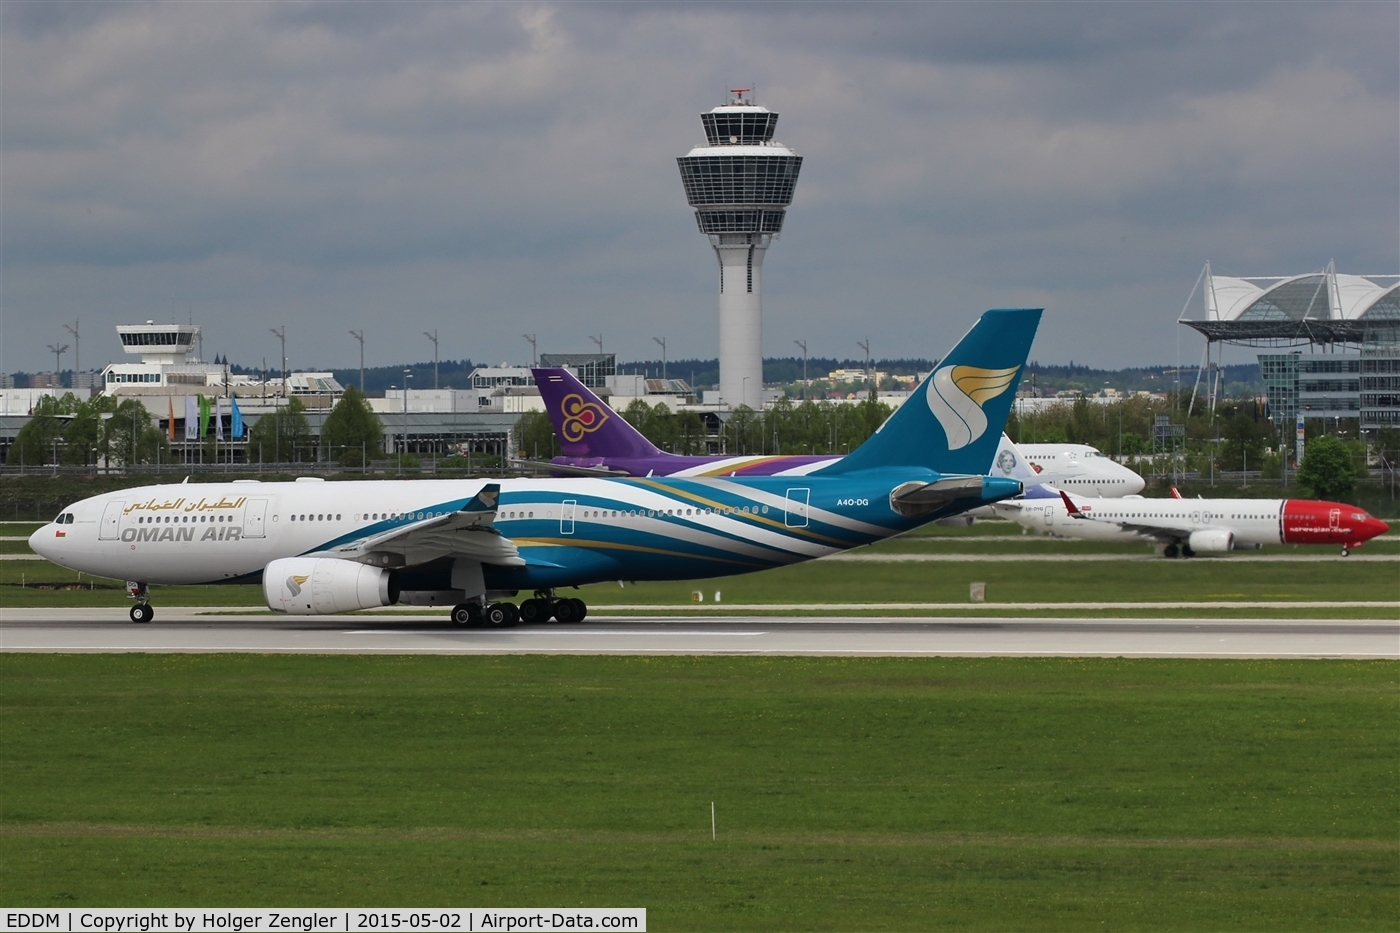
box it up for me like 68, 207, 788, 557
1341, 545, 1351, 557
1162, 544, 1196, 559
448, 592, 588, 628
126, 582, 153, 623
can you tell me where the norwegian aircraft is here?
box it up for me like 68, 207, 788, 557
993, 488, 1387, 557
532, 367, 1143, 497
31, 309, 1040, 625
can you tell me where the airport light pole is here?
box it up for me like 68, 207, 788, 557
793, 340, 807, 399
424, 330, 439, 389
48, 343, 69, 385
523, 334, 537, 368
653, 337, 667, 382
348, 330, 365, 392
402, 370, 412, 472
64, 321, 80, 388
269, 327, 287, 398
857, 338, 871, 392
590, 334, 604, 354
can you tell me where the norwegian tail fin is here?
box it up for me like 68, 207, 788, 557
816, 308, 1042, 476
532, 368, 661, 459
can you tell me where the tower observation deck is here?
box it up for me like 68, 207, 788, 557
678, 89, 802, 409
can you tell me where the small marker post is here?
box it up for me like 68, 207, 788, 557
711, 801, 716, 840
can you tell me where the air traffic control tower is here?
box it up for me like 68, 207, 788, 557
678, 89, 802, 410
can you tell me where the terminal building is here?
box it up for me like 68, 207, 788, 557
1179, 264, 1400, 435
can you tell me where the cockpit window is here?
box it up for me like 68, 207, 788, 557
53, 513, 73, 524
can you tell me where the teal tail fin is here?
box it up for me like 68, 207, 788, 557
817, 308, 1041, 476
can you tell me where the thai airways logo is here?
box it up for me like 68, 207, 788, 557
285, 574, 310, 597
560, 393, 610, 443
926, 365, 1021, 450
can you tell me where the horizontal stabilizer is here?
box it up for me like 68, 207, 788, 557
890, 476, 1019, 517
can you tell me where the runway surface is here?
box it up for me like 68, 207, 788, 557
1, 608, 1395, 657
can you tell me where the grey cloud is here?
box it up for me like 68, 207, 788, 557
2, 1, 1395, 372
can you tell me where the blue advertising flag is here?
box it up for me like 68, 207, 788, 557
230, 396, 244, 438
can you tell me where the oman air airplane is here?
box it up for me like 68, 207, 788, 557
32, 309, 1040, 626
994, 488, 1387, 558
532, 367, 1144, 497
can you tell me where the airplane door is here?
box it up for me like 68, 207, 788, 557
99, 501, 125, 540
1329, 508, 1340, 530
561, 500, 576, 535
784, 488, 810, 528
243, 499, 268, 538
1044, 506, 1053, 526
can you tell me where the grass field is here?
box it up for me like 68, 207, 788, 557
2, 549, 1394, 616
1, 655, 1395, 929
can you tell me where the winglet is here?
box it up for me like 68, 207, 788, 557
1059, 489, 1086, 518
1170, 486, 1182, 499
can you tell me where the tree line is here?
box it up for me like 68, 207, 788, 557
7, 388, 388, 468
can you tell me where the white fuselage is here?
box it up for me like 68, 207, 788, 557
33, 478, 499, 585
995, 495, 1284, 548
1016, 444, 1145, 497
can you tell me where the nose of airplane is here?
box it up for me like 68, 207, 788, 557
1361, 516, 1389, 543
28, 524, 55, 560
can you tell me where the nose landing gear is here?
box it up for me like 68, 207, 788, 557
1341, 545, 1350, 557
126, 581, 153, 623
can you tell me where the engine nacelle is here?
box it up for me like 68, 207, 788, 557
263, 557, 399, 615
1188, 529, 1233, 553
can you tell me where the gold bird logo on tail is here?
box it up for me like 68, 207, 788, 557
926, 365, 1021, 450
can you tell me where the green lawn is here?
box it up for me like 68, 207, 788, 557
2, 551, 1395, 614
1, 655, 1395, 929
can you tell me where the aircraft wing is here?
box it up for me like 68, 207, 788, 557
323, 483, 525, 568
1058, 490, 1191, 543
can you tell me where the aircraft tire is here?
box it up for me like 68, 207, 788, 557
130, 604, 153, 624
553, 599, 581, 624
519, 598, 552, 624
485, 603, 517, 628
1341, 546, 1350, 557
565, 598, 587, 623
450, 603, 475, 627
1182, 545, 1196, 558
1163, 544, 1179, 559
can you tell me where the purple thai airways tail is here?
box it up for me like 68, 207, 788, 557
532, 368, 661, 459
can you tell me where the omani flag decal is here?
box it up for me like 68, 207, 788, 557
926, 365, 1021, 450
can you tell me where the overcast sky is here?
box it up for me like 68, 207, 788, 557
4, 1, 1397, 376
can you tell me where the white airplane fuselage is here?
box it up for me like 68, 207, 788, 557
1016, 443, 1145, 497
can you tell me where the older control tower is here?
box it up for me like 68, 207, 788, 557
678, 89, 802, 410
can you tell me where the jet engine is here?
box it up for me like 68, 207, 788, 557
1187, 529, 1233, 553
264, 557, 399, 615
